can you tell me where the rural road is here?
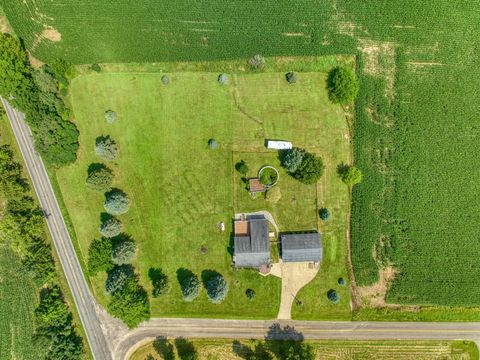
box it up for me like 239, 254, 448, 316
3, 100, 480, 360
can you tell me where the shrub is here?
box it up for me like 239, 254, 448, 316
161, 75, 170, 85
281, 147, 305, 173
87, 237, 113, 275
338, 277, 346, 286
327, 66, 359, 104
104, 110, 117, 124
248, 54, 266, 70
105, 265, 135, 294
340, 165, 363, 186
319, 208, 331, 221
180, 274, 201, 302
104, 189, 130, 215
259, 167, 278, 186
293, 152, 324, 184
206, 275, 229, 304
235, 160, 248, 175
217, 73, 228, 85
327, 289, 339, 304
285, 72, 297, 84
99, 217, 122, 238
95, 135, 118, 161
90, 63, 101, 73
86, 164, 113, 192
208, 139, 218, 149
245, 288, 256, 300
149, 268, 170, 297
112, 240, 136, 265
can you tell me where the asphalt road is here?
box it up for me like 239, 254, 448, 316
1, 99, 113, 360
3, 99, 480, 360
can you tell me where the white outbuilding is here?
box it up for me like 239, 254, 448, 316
266, 140, 293, 150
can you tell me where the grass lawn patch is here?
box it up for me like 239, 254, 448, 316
56, 65, 350, 319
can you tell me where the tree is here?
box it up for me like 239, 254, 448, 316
327, 66, 359, 104
104, 110, 117, 124
248, 54, 266, 70
105, 265, 135, 294
327, 289, 339, 304
33, 66, 58, 93
90, 63, 101, 73
99, 217, 122, 238
35, 286, 70, 330
86, 164, 113, 191
104, 189, 130, 215
161, 75, 170, 85
235, 160, 248, 175
218, 73, 228, 85
285, 72, 297, 84
285, 343, 315, 360
180, 274, 201, 302
208, 139, 218, 149
112, 240, 136, 265
340, 165, 363, 186
206, 274, 229, 304
149, 268, 170, 297
293, 152, 324, 184
319, 208, 330, 221
87, 237, 113, 275
281, 148, 305, 173
95, 135, 118, 161
246, 288, 256, 301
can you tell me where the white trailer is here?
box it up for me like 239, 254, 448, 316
267, 140, 293, 150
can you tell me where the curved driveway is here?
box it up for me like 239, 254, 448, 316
3, 100, 480, 360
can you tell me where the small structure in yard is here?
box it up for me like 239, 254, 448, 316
280, 232, 322, 263
249, 178, 266, 196
233, 217, 270, 269
266, 140, 293, 150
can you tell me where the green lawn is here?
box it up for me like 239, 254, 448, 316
56, 68, 350, 319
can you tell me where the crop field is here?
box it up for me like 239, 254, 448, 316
3, 0, 480, 309
55, 65, 351, 319
129, 339, 478, 360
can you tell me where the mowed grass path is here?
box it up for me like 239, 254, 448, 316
57, 71, 350, 318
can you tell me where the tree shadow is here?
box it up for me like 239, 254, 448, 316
233, 340, 273, 360
153, 336, 174, 360
265, 323, 309, 359
104, 187, 127, 198
100, 212, 113, 223
148, 267, 165, 281
200, 269, 221, 287
87, 162, 109, 175
110, 233, 134, 247
176, 268, 195, 285
174, 337, 197, 360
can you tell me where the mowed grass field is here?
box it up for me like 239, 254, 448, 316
4, 0, 480, 310
56, 69, 351, 318
129, 339, 478, 360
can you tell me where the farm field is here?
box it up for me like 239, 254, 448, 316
3, 0, 480, 311
129, 339, 478, 360
55, 65, 351, 318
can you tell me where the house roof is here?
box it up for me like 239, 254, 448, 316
281, 232, 322, 262
234, 218, 270, 268
234, 220, 248, 236
249, 178, 266, 193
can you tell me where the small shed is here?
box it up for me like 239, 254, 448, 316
249, 178, 266, 195
281, 232, 322, 263
267, 140, 293, 150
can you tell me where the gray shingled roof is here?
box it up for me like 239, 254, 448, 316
234, 218, 270, 268
281, 232, 322, 262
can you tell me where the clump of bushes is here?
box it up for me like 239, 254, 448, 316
95, 135, 118, 161
281, 147, 324, 184
217, 73, 228, 85
180, 274, 201, 302
285, 71, 297, 84
149, 268, 170, 297
99, 217, 122, 238
86, 164, 113, 192
327, 66, 359, 104
206, 275, 229, 304
87, 237, 113, 275
104, 189, 130, 215
339, 165, 363, 186
327, 289, 340, 304
245, 288, 256, 301
104, 110, 117, 124
248, 54, 266, 70
112, 239, 136, 265
319, 207, 331, 221
235, 160, 248, 175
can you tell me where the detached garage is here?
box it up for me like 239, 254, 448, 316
281, 232, 322, 263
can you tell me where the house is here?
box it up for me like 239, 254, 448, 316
248, 178, 266, 195
233, 217, 270, 268
267, 140, 293, 150
281, 232, 322, 263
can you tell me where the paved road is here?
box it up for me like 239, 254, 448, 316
1, 99, 113, 360
3, 100, 480, 360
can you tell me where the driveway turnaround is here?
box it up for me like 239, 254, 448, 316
3, 100, 480, 360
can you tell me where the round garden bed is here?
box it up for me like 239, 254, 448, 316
258, 165, 279, 188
